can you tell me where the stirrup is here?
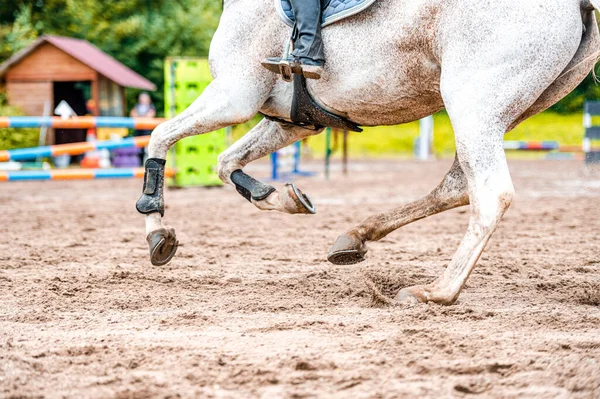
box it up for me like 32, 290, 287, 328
265, 38, 295, 82
262, 57, 322, 81
279, 60, 294, 82
261, 58, 301, 82
262, 58, 294, 82
297, 63, 323, 80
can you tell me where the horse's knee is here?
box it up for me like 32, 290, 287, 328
217, 154, 229, 183
147, 123, 173, 159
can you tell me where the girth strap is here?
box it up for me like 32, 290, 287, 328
291, 73, 362, 132
262, 74, 362, 132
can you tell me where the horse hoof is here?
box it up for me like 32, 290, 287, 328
147, 228, 179, 266
328, 234, 367, 265
395, 288, 422, 304
284, 183, 316, 214
328, 250, 365, 265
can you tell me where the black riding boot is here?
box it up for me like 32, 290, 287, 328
262, 0, 325, 79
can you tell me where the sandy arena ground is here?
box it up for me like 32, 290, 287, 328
1, 159, 600, 398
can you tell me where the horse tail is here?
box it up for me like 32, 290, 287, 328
577, 0, 600, 84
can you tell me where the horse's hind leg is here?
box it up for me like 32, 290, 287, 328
328, 156, 469, 265
396, 117, 515, 305
137, 79, 269, 266
396, 3, 583, 304
218, 119, 322, 214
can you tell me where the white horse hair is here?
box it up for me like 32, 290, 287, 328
142, 0, 600, 305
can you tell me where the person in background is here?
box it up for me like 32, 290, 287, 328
130, 92, 156, 164
131, 92, 156, 121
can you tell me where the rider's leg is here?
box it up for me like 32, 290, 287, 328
290, 0, 325, 76
262, 0, 325, 79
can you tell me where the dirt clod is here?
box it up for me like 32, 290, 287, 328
362, 269, 418, 307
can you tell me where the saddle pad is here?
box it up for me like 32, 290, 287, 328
276, 0, 377, 28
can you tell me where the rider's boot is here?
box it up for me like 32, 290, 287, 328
262, 0, 325, 80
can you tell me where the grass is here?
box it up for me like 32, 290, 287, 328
0, 108, 587, 160
0, 104, 40, 151
227, 110, 589, 159
304, 111, 587, 158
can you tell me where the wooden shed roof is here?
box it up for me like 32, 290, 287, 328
0, 35, 156, 91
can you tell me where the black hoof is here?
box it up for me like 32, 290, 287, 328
327, 234, 367, 265
287, 184, 317, 214
147, 228, 178, 266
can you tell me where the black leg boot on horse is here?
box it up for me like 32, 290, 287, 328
136, 158, 179, 266
262, 0, 325, 80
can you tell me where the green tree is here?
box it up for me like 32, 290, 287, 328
0, 4, 38, 61
0, 0, 222, 115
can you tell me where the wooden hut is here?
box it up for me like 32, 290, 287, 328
0, 35, 156, 145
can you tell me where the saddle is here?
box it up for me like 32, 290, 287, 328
276, 0, 377, 28
265, 0, 377, 133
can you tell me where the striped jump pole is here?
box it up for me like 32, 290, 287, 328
503, 141, 593, 153
0, 116, 166, 130
503, 141, 560, 151
0, 136, 151, 162
0, 167, 175, 182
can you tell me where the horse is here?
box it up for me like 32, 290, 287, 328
137, 0, 600, 305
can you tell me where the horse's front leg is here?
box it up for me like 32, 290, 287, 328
136, 79, 271, 266
218, 119, 322, 214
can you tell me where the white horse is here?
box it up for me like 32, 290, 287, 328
138, 0, 600, 305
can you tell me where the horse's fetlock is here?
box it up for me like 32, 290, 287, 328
498, 188, 515, 210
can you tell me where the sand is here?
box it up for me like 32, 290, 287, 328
1, 159, 599, 398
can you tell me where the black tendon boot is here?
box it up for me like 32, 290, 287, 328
136, 158, 166, 216
262, 0, 325, 79
136, 158, 179, 267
